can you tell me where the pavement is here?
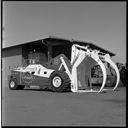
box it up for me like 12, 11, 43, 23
2, 85, 126, 126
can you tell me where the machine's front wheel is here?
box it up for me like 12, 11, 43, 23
49, 71, 70, 92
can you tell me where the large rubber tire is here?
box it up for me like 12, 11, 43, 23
9, 78, 19, 90
49, 71, 70, 92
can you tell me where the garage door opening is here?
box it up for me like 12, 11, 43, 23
22, 42, 48, 67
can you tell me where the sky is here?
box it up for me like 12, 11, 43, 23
3, 1, 126, 63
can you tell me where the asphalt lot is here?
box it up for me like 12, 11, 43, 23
2, 85, 126, 126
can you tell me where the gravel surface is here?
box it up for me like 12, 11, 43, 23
2, 86, 126, 126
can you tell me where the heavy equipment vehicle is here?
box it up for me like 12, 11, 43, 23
8, 36, 120, 93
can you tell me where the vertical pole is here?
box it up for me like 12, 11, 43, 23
48, 45, 52, 62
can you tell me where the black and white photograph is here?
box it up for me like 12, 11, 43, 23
1, 1, 126, 126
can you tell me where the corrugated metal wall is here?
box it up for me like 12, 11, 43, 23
2, 46, 22, 87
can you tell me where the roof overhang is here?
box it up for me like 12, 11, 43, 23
2, 36, 115, 56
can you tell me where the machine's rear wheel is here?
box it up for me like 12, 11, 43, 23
9, 78, 19, 90
49, 71, 70, 92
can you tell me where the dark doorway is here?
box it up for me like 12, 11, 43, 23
52, 45, 71, 60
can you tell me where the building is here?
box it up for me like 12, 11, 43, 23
2, 36, 115, 87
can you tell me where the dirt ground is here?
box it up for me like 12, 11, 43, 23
2, 85, 126, 126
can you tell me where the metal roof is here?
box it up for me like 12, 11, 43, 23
43, 36, 115, 56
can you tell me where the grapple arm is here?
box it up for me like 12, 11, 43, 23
59, 44, 120, 93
